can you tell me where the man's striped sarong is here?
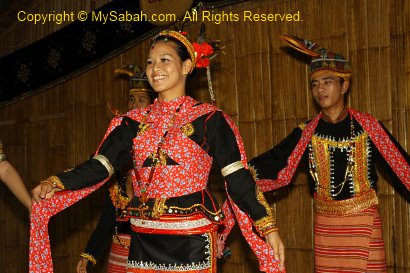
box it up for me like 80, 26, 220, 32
107, 234, 131, 273
314, 206, 387, 273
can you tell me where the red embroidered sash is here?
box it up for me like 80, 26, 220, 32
220, 112, 283, 273
256, 114, 321, 192
256, 109, 410, 193
29, 116, 125, 273
350, 109, 410, 190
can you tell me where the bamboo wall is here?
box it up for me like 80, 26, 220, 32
0, 0, 409, 272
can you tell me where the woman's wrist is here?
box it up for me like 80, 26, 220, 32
262, 226, 280, 237
40, 176, 65, 190
80, 253, 96, 266
254, 215, 278, 237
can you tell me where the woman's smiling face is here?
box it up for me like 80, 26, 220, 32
145, 40, 192, 100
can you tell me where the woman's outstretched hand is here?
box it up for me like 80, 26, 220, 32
265, 231, 285, 271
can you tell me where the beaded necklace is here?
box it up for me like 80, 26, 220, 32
309, 107, 356, 197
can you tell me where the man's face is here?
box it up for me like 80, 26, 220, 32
310, 70, 349, 111
128, 92, 151, 110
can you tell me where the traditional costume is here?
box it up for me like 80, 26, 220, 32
79, 65, 154, 273
250, 35, 410, 273
29, 31, 282, 273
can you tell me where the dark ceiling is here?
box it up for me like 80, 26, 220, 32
0, 0, 36, 36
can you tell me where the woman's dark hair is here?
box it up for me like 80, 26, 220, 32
151, 35, 190, 62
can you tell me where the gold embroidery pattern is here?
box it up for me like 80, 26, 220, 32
137, 111, 150, 136
298, 123, 306, 130
109, 183, 131, 210
254, 186, 277, 236
137, 122, 150, 136
254, 215, 277, 237
41, 175, 65, 190
312, 137, 331, 199
247, 164, 258, 181
148, 149, 168, 166
315, 189, 378, 215
181, 123, 195, 137
166, 204, 223, 222
255, 186, 273, 216
151, 198, 168, 219
313, 132, 366, 149
50, 175, 65, 190
311, 132, 372, 199
354, 136, 370, 193
112, 234, 131, 249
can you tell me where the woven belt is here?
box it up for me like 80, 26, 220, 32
314, 189, 379, 215
130, 214, 217, 235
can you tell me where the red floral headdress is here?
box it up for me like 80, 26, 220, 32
192, 24, 222, 69
193, 41, 214, 68
193, 24, 223, 102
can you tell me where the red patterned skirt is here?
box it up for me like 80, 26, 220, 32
108, 234, 131, 273
314, 206, 387, 273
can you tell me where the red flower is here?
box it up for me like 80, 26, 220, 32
192, 42, 214, 68
196, 58, 210, 68
193, 42, 213, 58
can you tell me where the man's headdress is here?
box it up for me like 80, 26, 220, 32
114, 64, 154, 95
279, 34, 351, 79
